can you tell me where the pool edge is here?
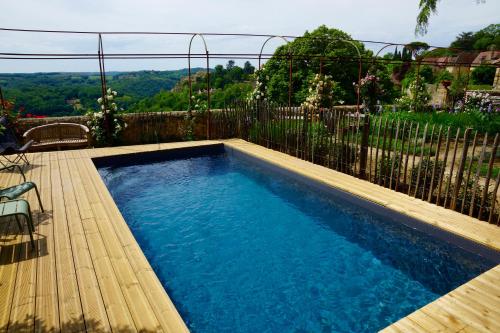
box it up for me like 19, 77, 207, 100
90, 139, 500, 333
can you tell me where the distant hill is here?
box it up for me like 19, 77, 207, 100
0, 68, 204, 116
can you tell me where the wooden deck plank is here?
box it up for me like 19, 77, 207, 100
65, 150, 137, 331
79, 150, 188, 333
74, 150, 164, 332
0, 218, 21, 333
8, 153, 41, 332
50, 151, 86, 332
35, 151, 60, 333
57, 152, 111, 332
0, 160, 31, 332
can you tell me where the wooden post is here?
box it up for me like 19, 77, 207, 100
478, 133, 499, 219
359, 115, 370, 179
451, 128, 471, 210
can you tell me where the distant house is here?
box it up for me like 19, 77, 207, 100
471, 51, 500, 66
423, 51, 500, 90
423, 52, 479, 75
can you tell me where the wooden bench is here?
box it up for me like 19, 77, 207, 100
23, 123, 90, 151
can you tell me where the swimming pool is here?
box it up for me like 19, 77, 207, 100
97, 144, 498, 333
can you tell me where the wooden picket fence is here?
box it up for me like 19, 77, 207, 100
210, 102, 500, 225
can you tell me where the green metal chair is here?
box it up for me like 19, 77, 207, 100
0, 164, 44, 212
0, 199, 35, 249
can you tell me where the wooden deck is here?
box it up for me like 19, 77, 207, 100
0, 139, 498, 332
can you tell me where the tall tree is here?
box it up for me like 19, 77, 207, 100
415, 0, 440, 36
261, 25, 370, 105
415, 0, 486, 36
450, 32, 475, 49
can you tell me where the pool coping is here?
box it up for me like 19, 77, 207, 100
90, 139, 500, 332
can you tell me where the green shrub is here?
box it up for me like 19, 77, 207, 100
471, 65, 496, 85
410, 159, 444, 198
376, 155, 400, 186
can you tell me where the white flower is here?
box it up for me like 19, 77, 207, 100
97, 97, 103, 103
112, 91, 117, 96
108, 95, 113, 101
107, 88, 112, 94
101, 105, 105, 110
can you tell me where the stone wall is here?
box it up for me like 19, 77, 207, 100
17, 111, 208, 146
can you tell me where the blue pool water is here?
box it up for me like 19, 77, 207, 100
99, 150, 496, 333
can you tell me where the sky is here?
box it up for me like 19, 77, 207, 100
0, 0, 498, 73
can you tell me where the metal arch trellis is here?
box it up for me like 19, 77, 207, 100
324, 38, 364, 113
0, 85, 5, 111
187, 33, 211, 138
257, 35, 292, 107
0, 27, 498, 118
97, 33, 113, 144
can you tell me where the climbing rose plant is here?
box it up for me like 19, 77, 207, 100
357, 73, 384, 113
395, 78, 430, 112
302, 74, 338, 109
86, 88, 126, 146
248, 68, 269, 102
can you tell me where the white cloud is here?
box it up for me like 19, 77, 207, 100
0, 0, 498, 72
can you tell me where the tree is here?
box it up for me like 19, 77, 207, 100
243, 61, 255, 75
226, 60, 235, 70
473, 24, 500, 50
450, 32, 475, 50
405, 41, 430, 59
261, 25, 370, 105
415, 0, 486, 36
415, 0, 440, 36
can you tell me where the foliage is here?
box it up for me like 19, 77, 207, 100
450, 31, 476, 50
376, 156, 400, 185
415, 0, 440, 36
449, 73, 468, 101
404, 42, 431, 58
0, 69, 204, 117
434, 69, 454, 84
260, 25, 370, 106
444, 177, 497, 218
411, 159, 444, 198
86, 88, 126, 146
415, 2, 491, 39
133, 61, 253, 112
447, 23, 499, 51
248, 68, 269, 102
301, 74, 343, 109
419, 65, 435, 83
357, 73, 384, 113
377, 110, 500, 134
472, 23, 500, 50
0, 99, 20, 135
463, 91, 494, 113
396, 77, 431, 112
471, 65, 496, 85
